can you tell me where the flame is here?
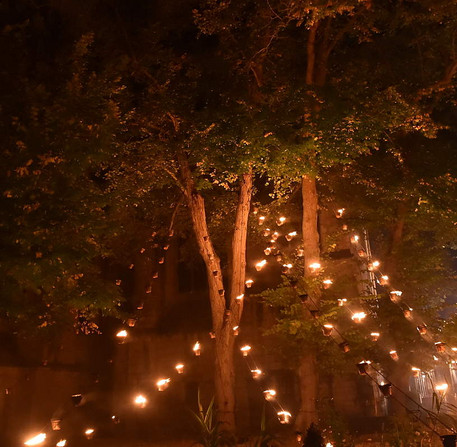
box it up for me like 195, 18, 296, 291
263, 389, 276, 400
351, 312, 367, 323
277, 410, 292, 424
134, 394, 147, 407
156, 378, 171, 391
24, 433, 46, 446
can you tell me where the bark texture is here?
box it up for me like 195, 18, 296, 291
179, 154, 252, 432
296, 174, 321, 431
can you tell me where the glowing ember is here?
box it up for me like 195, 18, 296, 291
175, 363, 184, 374
156, 378, 171, 391
245, 279, 254, 288
240, 345, 251, 356
277, 216, 286, 226
193, 341, 201, 356
255, 260, 267, 271
263, 389, 276, 401
251, 369, 263, 379
24, 433, 46, 446
277, 410, 292, 424
134, 394, 147, 408
351, 312, 366, 323
285, 231, 297, 241
56, 441, 67, 447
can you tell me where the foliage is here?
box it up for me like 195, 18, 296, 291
303, 423, 324, 447
191, 391, 235, 447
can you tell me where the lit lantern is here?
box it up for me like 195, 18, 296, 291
403, 308, 413, 319
275, 254, 283, 263
127, 318, 137, 327
236, 294, 244, 301
263, 389, 276, 401
367, 260, 380, 271
379, 275, 389, 286
51, 418, 61, 431
259, 216, 266, 225
263, 228, 271, 237
452, 347, 457, 352
417, 324, 427, 335
137, 302, 144, 310
337, 298, 347, 307
297, 248, 304, 257
351, 312, 367, 323
326, 443, 334, 447
342, 224, 348, 231
251, 369, 263, 379
245, 279, 254, 288
232, 326, 239, 336
277, 217, 286, 226
71, 394, 82, 406
240, 345, 251, 357
436, 383, 448, 395
175, 364, 184, 374
336, 208, 345, 218
193, 342, 201, 356
282, 264, 293, 273
264, 247, 272, 255
277, 410, 292, 424
153, 272, 159, 279
115, 279, 121, 286
209, 332, 216, 339
129, 264, 134, 269
159, 257, 164, 264
358, 249, 367, 257
323, 279, 333, 289
84, 428, 95, 440
322, 324, 334, 336
389, 291, 402, 302
411, 367, 421, 378
435, 342, 446, 353
56, 441, 67, 447
357, 361, 371, 375
163, 244, 170, 250
389, 350, 399, 361
271, 231, 280, 241
378, 383, 392, 397
309, 262, 321, 272
24, 433, 46, 446
339, 341, 350, 353
134, 394, 147, 408
116, 330, 128, 343
370, 332, 380, 342
255, 260, 267, 271
156, 378, 171, 391
286, 231, 297, 241
351, 235, 359, 244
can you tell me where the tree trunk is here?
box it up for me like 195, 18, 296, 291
179, 155, 252, 433
296, 174, 321, 431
